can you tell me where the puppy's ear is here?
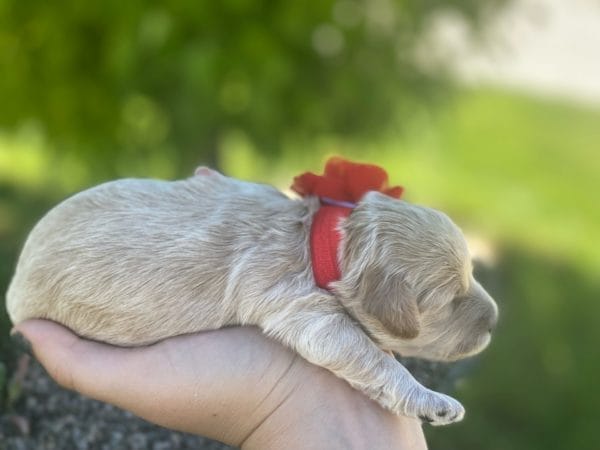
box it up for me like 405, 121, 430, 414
359, 269, 421, 340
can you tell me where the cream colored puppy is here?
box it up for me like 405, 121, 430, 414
6, 168, 497, 425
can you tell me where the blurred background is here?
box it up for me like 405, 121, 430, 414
1, 0, 599, 449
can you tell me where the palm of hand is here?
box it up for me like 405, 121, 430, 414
14, 321, 426, 450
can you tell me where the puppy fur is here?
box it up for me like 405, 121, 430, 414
6, 169, 498, 425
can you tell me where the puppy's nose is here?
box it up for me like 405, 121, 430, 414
469, 279, 499, 334
487, 302, 499, 333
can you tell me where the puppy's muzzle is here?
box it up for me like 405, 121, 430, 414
471, 280, 498, 333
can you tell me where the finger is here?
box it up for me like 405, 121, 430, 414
11, 320, 275, 441
12, 319, 144, 407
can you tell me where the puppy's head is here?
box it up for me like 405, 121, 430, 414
333, 191, 498, 362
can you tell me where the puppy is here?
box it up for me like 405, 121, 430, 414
6, 165, 497, 426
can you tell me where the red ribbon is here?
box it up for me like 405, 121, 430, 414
292, 157, 403, 290
291, 156, 403, 203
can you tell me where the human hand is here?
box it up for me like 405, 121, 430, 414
12, 320, 427, 450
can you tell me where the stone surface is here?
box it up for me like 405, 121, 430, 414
0, 360, 233, 450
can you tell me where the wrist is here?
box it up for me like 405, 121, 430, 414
242, 362, 427, 450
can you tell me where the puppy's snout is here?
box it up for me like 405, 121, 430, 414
470, 280, 498, 334
487, 305, 498, 333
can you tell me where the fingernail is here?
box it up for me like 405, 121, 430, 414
10, 331, 33, 357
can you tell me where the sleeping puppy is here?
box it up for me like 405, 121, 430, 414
6, 165, 498, 426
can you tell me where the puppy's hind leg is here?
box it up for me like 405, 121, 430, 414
261, 298, 464, 426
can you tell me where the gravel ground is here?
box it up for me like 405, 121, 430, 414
0, 359, 233, 450
0, 353, 460, 450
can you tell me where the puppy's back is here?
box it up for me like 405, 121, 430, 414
6, 174, 294, 345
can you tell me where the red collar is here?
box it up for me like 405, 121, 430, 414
292, 157, 403, 289
310, 205, 352, 290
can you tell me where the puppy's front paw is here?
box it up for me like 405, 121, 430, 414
409, 389, 465, 426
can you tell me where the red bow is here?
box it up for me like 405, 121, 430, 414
291, 157, 403, 290
291, 156, 403, 203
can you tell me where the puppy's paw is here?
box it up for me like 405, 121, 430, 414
408, 389, 465, 426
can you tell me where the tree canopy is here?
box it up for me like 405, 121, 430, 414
0, 0, 509, 176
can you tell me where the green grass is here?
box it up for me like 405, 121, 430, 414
391, 89, 600, 275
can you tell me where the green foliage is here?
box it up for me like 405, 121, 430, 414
0, 0, 508, 178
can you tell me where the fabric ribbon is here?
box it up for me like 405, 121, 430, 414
291, 157, 403, 290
